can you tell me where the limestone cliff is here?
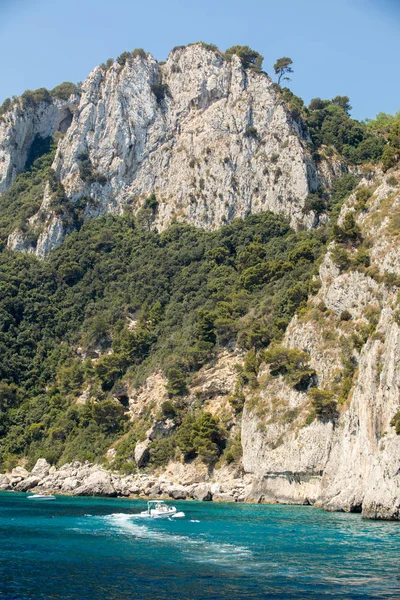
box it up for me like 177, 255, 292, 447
1, 44, 342, 256
1, 43, 399, 521
241, 170, 400, 519
0, 93, 77, 193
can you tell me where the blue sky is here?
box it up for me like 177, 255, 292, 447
0, 0, 399, 120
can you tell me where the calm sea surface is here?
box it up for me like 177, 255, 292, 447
0, 492, 399, 599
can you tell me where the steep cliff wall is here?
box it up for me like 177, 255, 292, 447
1, 43, 398, 519
0, 95, 77, 193
54, 45, 318, 228
2, 44, 342, 256
241, 171, 400, 519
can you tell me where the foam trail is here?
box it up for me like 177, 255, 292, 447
89, 513, 253, 568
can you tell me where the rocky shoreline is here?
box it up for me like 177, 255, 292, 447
2, 459, 400, 521
0, 459, 251, 503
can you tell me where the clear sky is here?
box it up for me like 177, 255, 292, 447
0, 0, 399, 121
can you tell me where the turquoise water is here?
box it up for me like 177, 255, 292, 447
0, 492, 399, 599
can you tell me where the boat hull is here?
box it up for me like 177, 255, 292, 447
139, 508, 177, 519
27, 495, 56, 500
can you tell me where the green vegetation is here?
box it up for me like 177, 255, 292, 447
381, 120, 400, 172
147, 409, 225, 469
303, 173, 359, 217
116, 49, 148, 67
0, 135, 94, 250
188, 42, 219, 53
223, 432, 242, 465
391, 410, 400, 435
0, 207, 325, 469
50, 82, 78, 101
369, 112, 400, 169
0, 137, 58, 248
77, 151, 107, 185
276, 89, 387, 166
0, 97, 13, 115
332, 213, 362, 244
0, 83, 78, 116
224, 46, 263, 72
175, 412, 224, 464
244, 126, 259, 140
2, 46, 398, 472
365, 110, 400, 136
274, 57, 293, 85
306, 97, 385, 164
263, 345, 316, 390
308, 388, 338, 421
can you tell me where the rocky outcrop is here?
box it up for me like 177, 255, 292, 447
191, 482, 212, 501
3, 44, 344, 257
73, 470, 116, 497
1, 46, 398, 522
0, 458, 247, 502
134, 441, 150, 468
241, 173, 400, 519
0, 94, 77, 193
31, 457, 50, 479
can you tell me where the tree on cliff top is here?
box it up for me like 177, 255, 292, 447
274, 57, 294, 85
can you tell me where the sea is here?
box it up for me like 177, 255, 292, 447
0, 492, 399, 599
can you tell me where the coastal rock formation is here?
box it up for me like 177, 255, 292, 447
0, 458, 247, 501
73, 470, 116, 497
1, 44, 343, 256
0, 44, 399, 522
241, 173, 400, 519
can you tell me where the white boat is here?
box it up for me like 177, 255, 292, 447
27, 494, 56, 501
140, 500, 185, 519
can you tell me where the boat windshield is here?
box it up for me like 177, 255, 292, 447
148, 501, 168, 512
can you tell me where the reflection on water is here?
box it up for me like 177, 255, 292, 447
0, 493, 399, 599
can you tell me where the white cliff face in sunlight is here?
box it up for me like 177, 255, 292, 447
3, 44, 343, 256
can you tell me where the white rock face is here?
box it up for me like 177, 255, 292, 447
241, 174, 400, 518
73, 469, 116, 496
320, 311, 400, 516
31, 458, 50, 479
0, 96, 77, 193
55, 46, 321, 231
3, 44, 343, 256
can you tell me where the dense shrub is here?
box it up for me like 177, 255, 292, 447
244, 126, 259, 139
279, 88, 305, 120
117, 51, 132, 66
306, 98, 385, 164
224, 45, 263, 72
133, 48, 147, 59
308, 388, 338, 421
176, 412, 224, 465
112, 432, 137, 473
166, 366, 187, 397
332, 213, 362, 244
328, 174, 359, 214
21, 88, 52, 108
391, 410, 400, 435
263, 345, 316, 390
77, 151, 107, 185
0, 97, 12, 115
51, 82, 78, 101
148, 436, 176, 467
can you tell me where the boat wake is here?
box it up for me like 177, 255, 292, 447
91, 512, 253, 568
